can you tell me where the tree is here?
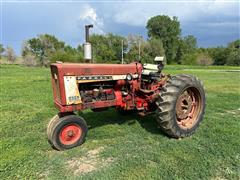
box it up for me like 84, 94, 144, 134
0, 44, 4, 59
146, 15, 181, 63
226, 40, 240, 66
146, 38, 165, 63
181, 53, 197, 65
50, 50, 83, 63
207, 47, 226, 65
90, 34, 114, 62
228, 39, 240, 49
176, 35, 198, 64
23, 52, 37, 66
182, 35, 197, 53
49, 45, 84, 63
22, 34, 65, 66
196, 53, 213, 66
90, 33, 127, 63
207, 40, 240, 66
226, 49, 240, 65
126, 34, 145, 63
126, 36, 165, 64
108, 33, 128, 62
6, 46, 16, 63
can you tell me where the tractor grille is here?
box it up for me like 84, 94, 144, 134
51, 66, 61, 102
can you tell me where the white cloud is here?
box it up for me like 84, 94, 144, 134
78, 4, 104, 34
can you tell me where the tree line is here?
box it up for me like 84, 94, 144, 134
0, 15, 239, 66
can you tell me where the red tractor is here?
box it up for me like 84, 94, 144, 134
47, 26, 206, 151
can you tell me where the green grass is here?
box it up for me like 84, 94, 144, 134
0, 64, 240, 179
165, 64, 240, 70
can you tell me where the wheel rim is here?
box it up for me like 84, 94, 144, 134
176, 87, 202, 129
59, 124, 82, 145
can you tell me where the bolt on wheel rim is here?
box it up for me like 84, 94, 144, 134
59, 124, 82, 145
176, 87, 202, 129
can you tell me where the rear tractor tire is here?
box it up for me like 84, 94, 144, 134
47, 114, 88, 151
156, 74, 206, 138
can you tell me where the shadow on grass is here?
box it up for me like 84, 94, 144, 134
79, 108, 165, 136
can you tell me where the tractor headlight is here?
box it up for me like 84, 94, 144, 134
126, 73, 133, 81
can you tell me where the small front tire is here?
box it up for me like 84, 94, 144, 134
47, 115, 88, 151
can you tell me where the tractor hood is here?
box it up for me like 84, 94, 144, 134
50, 62, 142, 76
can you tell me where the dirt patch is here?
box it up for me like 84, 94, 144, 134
211, 176, 225, 180
67, 147, 113, 175
217, 109, 240, 117
38, 170, 50, 180
88, 147, 104, 156
225, 109, 240, 115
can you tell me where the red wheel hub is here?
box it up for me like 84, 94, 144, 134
176, 87, 202, 129
59, 124, 82, 145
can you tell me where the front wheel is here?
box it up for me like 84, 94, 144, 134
156, 74, 206, 138
47, 115, 88, 150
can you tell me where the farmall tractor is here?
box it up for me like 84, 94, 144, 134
47, 25, 206, 150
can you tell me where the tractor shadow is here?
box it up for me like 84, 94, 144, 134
80, 108, 165, 136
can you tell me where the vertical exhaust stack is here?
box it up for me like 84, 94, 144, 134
84, 24, 93, 63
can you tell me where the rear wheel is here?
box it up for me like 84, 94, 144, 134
156, 74, 206, 138
47, 115, 88, 150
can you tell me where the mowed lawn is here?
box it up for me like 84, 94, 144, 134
0, 64, 239, 179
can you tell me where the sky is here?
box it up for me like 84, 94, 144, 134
1, 0, 240, 55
